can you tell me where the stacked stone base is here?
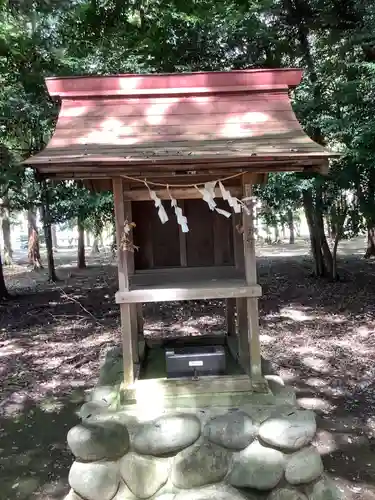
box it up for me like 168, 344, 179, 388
65, 404, 342, 500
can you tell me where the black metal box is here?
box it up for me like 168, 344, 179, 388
165, 345, 226, 378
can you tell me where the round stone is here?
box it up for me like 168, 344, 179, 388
64, 490, 84, 500
119, 452, 170, 499
285, 447, 323, 485
174, 484, 252, 500
259, 410, 316, 451
113, 482, 137, 500
99, 357, 124, 386
171, 441, 229, 489
228, 440, 285, 490
78, 401, 110, 420
67, 420, 129, 461
204, 410, 257, 450
90, 385, 121, 406
306, 476, 343, 500
120, 453, 170, 498
268, 488, 308, 500
69, 461, 120, 500
133, 413, 201, 456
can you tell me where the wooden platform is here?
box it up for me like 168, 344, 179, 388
115, 267, 261, 303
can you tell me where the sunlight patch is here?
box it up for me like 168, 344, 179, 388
260, 334, 274, 345
298, 396, 335, 413
40, 397, 64, 413
312, 429, 338, 455
306, 377, 328, 388
279, 307, 315, 322
303, 356, 331, 373
353, 325, 375, 338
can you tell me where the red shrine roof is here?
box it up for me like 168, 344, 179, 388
24, 69, 336, 179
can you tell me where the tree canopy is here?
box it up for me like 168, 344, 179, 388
1, 0, 375, 292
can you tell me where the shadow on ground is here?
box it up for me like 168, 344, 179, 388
1, 239, 375, 499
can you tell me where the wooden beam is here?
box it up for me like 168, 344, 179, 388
226, 299, 236, 336
123, 186, 242, 201
132, 374, 253, 397
116, 283, 262, 304
112, 177, 134, 387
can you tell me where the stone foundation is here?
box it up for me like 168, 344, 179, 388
64, 352, 342, 500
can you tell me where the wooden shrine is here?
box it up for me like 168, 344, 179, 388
25, 69, 335, 398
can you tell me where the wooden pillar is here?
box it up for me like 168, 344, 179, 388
137, 303, 145, 361
113, 178, 135, 387
236, 297, 249, 369
226, 299, 236, 336
242, 180, 263, 383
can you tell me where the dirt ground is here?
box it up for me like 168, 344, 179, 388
1, 238, 375, 499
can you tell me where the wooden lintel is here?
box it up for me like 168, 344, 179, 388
123, 186, 242, 201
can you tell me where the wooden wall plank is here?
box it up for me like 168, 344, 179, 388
213, 200, 234, 266
152, 202, 180, 268
133, 202, 154, 270
185, 200, 214, 267
233, 213, 245, 271
179, 200, 187, 267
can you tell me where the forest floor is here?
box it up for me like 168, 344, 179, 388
1, 237, 375, 499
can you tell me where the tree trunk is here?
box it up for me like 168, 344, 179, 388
111, 224, 117, 257
315, 187, 334, 278
91, 236, 100, 254
303, 188, 334, 278
41, 180, 58, 282
273, 224, 279, 242
287, 209, 295, 244
0, 250, 9, 299
77, 217, 86, 269
51, 224, 58, 249
27, 209, 43, 269
364, 226, 375, 258
332, 233, 340, 280
304, 191, 325, 276
1, 205, 13, 265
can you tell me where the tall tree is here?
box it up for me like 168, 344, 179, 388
40, 179, 58, 281
0, 202, 12, 265
0, 251, 9, 300
77, 215, 86, 269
